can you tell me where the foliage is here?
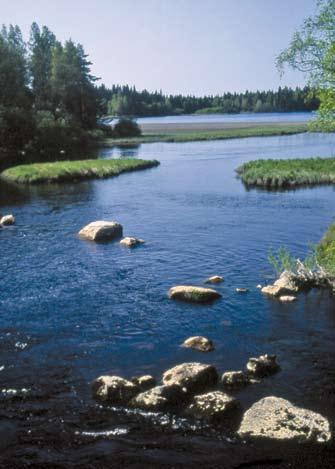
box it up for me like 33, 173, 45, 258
277, 0, 335, 131
97, 84, 319, 117
112, 118, 141, 137
1, 158, 159, 184
316, 223, 335, 275
236, 157, 335, 188
268, 247, 298, 275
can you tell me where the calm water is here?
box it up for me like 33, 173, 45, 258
1, 132, 335, 467
136, 111, 314, 125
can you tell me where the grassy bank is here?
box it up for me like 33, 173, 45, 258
236, 157, 335, 188
316, 223, 335, 276
103, 124, 308, 146
1, 158, 159, 184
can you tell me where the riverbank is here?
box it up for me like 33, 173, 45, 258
103, 123, 308, 146
236, 157, 335, 188
0, 159, 159, 184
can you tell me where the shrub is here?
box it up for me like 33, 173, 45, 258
113, 118, 141, 138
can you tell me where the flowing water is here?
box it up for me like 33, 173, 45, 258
1, 132, 335, 467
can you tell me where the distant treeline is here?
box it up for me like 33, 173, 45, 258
96, 85, 319, 117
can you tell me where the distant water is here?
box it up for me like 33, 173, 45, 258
137, 111, 314, 125
0, 132, 335, 467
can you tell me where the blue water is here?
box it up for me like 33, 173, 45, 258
137, 111, 314, 125
0, 132, 335, 466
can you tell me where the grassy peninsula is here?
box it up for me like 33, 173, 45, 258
236, 157, 335, 188
1, 159, 159, 184
104, 124, 308, 146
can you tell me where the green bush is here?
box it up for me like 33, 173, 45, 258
113, 118, 141, 138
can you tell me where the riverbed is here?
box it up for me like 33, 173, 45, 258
0, 132, 335, 467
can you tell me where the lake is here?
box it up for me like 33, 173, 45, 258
0, 132, 335, 467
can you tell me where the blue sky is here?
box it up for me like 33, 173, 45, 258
1, 0, 317, 95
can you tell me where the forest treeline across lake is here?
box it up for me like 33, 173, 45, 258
0, 21, 328, 168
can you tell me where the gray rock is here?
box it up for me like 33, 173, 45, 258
246, 354, 280, 378
186, 390, 238, 421
130, 384, 185, 411
238, 396, 331, 443
78, 221, 123, 242
0, 214, 15, 226
221, 370, 249, 387
261, 271, 299, 297
120, 237, 145, 248
182, 336, 214, 352
162, 362, 218, 394
168, 286, 221, 304
92, 375, 138, 404
131, 375, 156, 391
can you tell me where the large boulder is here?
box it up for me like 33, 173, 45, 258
246, 354, 280, 378
131, 375, 156, 391
0, 214, 15, 226
185, 391, 238, 421
182, 336, 214, 352
168, 286, 221, 304
92, 375, 138, 404
221, 370, 250, 388
130, 384, 185, 412
238, 396, 331, 443
78, 221, 123, 242
261, 271, 299, 297
162, 362, 218, 394
120, 237, 145, 248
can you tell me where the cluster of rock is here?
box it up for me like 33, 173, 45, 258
78, 220, 145, 248
0, 214, 15, 226
261, 265, 334, 300
92, 358, 331, 442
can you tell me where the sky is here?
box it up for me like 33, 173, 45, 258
1, 0, 318, 95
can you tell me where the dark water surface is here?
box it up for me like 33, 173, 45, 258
1, 133, 335, 468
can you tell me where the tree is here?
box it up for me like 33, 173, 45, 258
277, 0, 335, 130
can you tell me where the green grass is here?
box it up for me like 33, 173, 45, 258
1, 158, 159, 184
316, 223, 335, 276
236, 157, 335, 188
103, 124, 307, 146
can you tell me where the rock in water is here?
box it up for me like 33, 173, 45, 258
186, 391, 238, 421
92, 376, 138, 404
130, 384, 185, 411
120, 237, 145, 248
236, 288, 249, 293
238, 396, 331, 443
261, 271, 299, 297
182, 336, 214, 352
279, 295, 297, 302
162, 362, 218, 394
0, 214, 15, 225
246, 354, 280, 378
168, 286, 221, 304
131, 375, 156, 391
221, 370, 249, 387
78, 221, 123, 242
205, 276, 224, 284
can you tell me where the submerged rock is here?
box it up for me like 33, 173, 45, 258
279, 295, 297, 302
120, 237, 145, 248
92, 375, 138, 404
236, 288, 249, 293
168, 286, 221, 304
238, 396, 331, 443
130, 384, 185, 411
182, 336, 214, 352
162, 362, 218, 394
131, 375, 156, 391
221, 370, 250, 387
78, 221, 123, 242
246, 354, 280, 378
186, 390, 238, 421
0, 214, 15, 226
205, 275, 224, 284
